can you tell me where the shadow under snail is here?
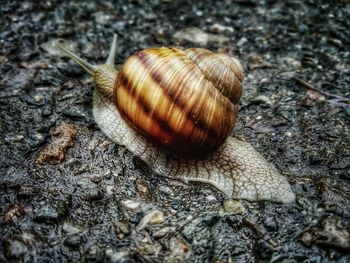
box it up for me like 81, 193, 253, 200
55, 35, 295, 203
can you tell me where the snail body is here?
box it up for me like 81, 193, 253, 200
56, 35, 295, 203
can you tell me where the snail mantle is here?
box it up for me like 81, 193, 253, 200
54, 35, 295, 203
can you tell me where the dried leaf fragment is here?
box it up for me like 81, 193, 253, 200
36, 122, 77, 165
3, 204, 26, 224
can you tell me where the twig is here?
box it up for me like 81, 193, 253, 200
293, 77, 350, 104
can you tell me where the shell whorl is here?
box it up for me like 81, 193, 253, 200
184, 48, 243, 104
114, 47, 243, 155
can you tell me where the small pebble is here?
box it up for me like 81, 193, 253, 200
64, 234, 84, 248
173, 27, 229, 46
94, 11, 112, 25
306, 90, 326, 102
77, 178, 103, 201
108, 251, 131, 263
3, 239, 28, 259
158, 185, 174, 196
34, 201, 67, 223
137, 210, 165, 231
153, 226, 175, 239
121, 199, 141, 211
263, 215, 279, 232
75, 163, 90, 175
105, 185, 115, 195
221, 200, 246, 214
210, 23, 234, 33
281, 56, 301, 69
5, 134, 25, 143
140, 236, 150, 243
114, 221, 130, 239
33, 94, 43, 103
62, 223, 81, 235
205, 195, 217, 202
136, 179, 151, 198
260, 77, 270, 84
285, 131, 292, 138
3, 204, 25, 224
237, 37, 248, 47
32, 132, 45, 142
252, 95, 273, 107
87, 138, 100, 151
164, 236, 190, 261
105, 248, 114, 257
99, 139, 112, 150
300, 215, 350, 250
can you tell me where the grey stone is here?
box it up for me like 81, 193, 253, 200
108, 251, 132, 263
77, 178, 103, 201
251, 95, 273, 107
173, 27, 229, 46
34, 200, 67, 223
300, 215, 350, 250
3, 239, 28, 259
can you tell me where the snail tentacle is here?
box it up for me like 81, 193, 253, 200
56, 44, 96, 75
56, 42, 117, 99
106, 34, 118, 65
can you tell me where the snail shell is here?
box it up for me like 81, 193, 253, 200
55, 35, 295, 203
114, 47, 243, 155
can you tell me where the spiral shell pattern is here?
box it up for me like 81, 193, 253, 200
114, 47, 243, 155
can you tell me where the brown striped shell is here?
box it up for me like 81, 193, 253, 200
114, 47, 244, 156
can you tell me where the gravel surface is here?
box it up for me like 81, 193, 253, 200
1, 0, 350, 262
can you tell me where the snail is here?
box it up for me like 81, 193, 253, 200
55, 35, 295, 203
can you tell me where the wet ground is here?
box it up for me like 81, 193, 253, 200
1, 0, 350, 262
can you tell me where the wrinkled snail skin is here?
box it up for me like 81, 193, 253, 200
56, 35, 295, 203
